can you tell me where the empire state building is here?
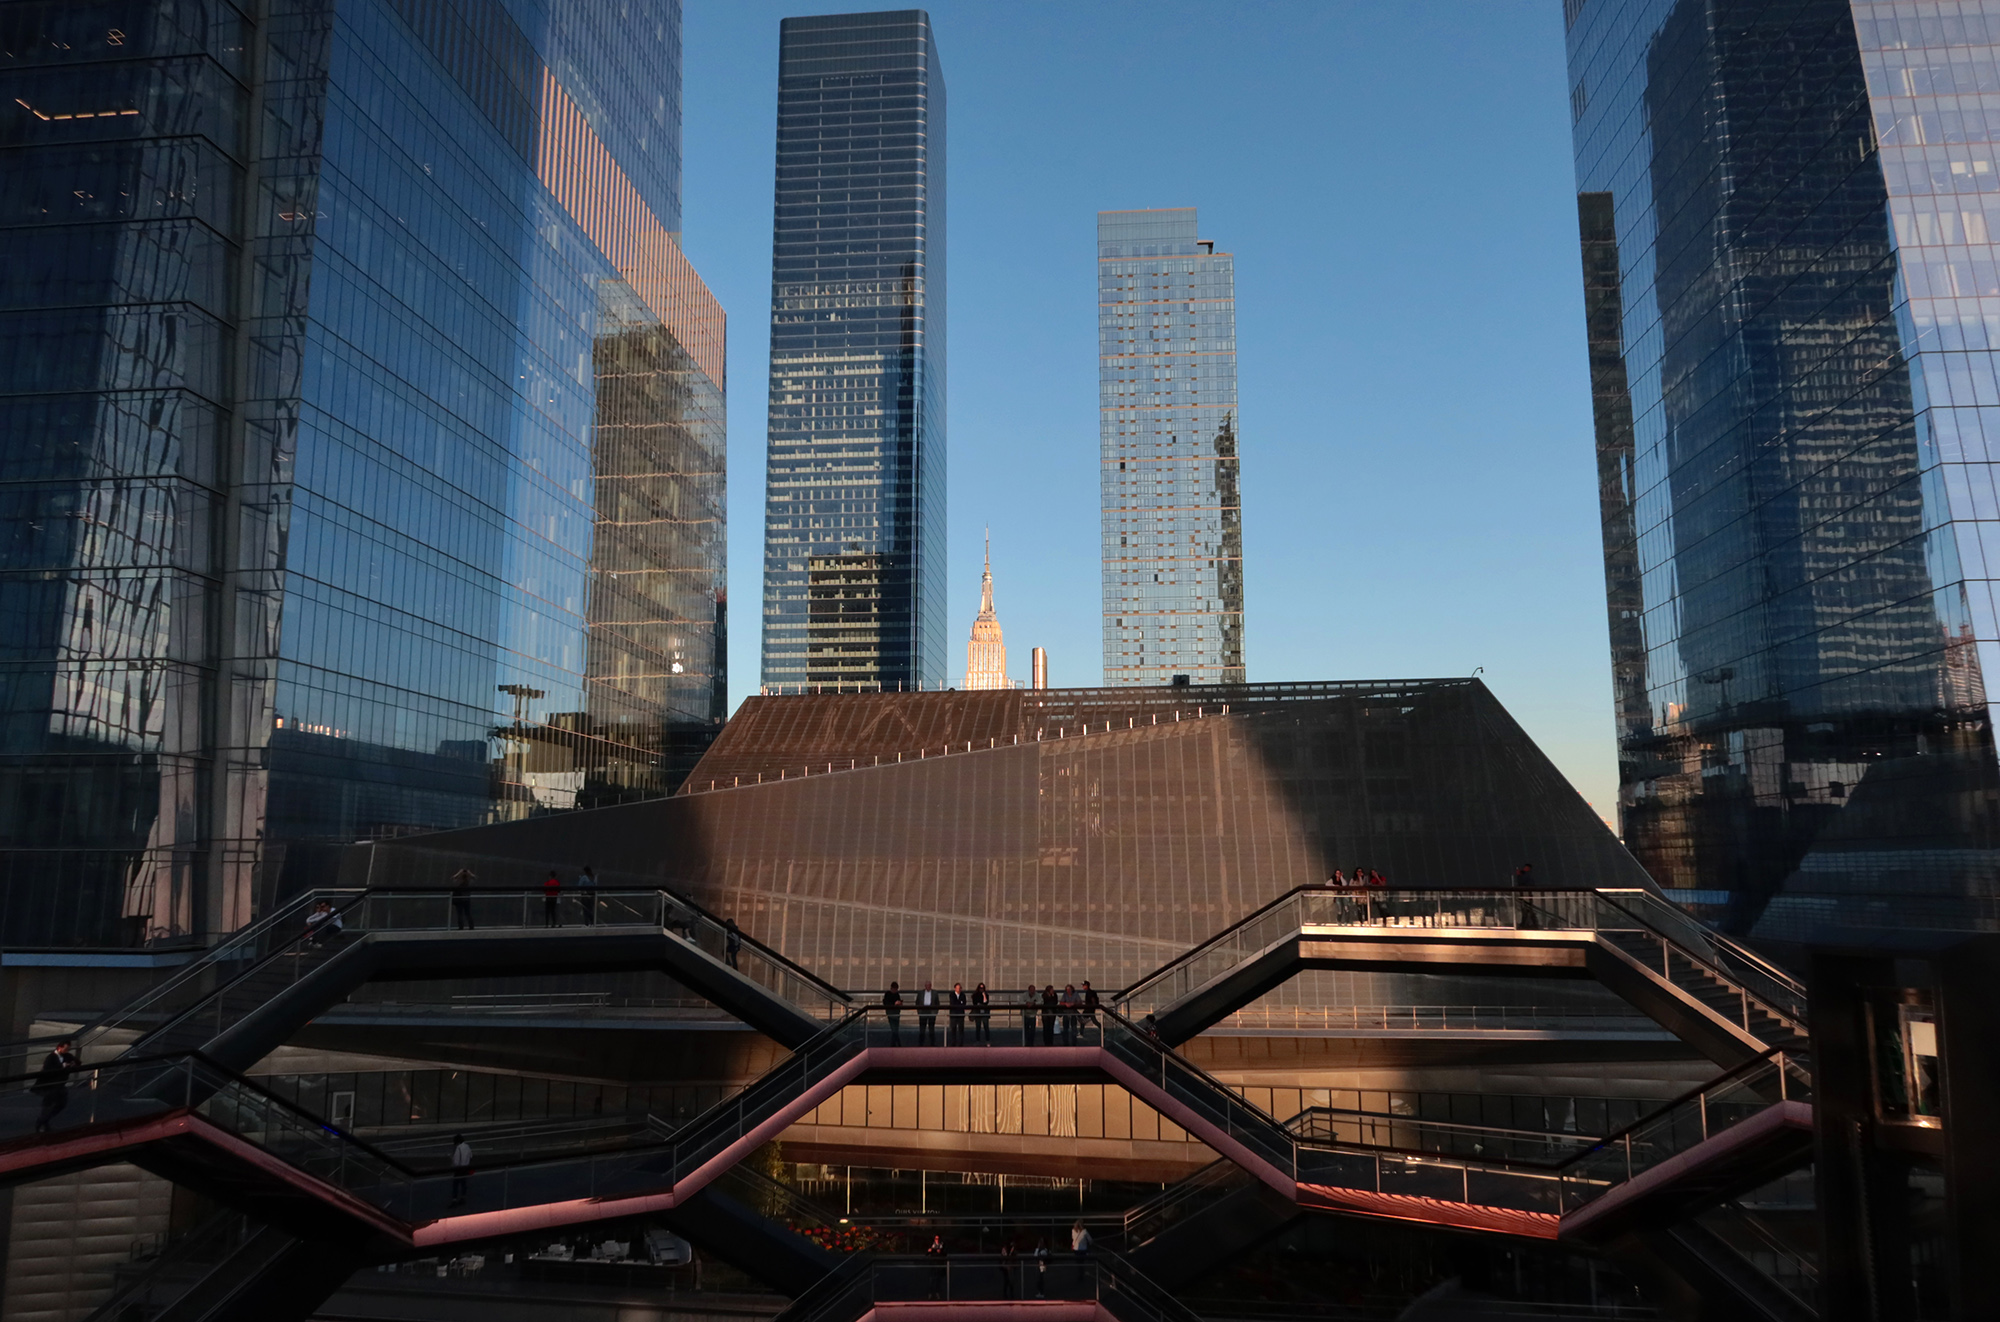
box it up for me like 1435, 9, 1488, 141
964, 537, 1009, 690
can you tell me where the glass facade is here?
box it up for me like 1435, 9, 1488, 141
762, 10, 946, 694
0, 0, 724, 947
1569, 0, 2000, 939
1099, 208, 1244, 687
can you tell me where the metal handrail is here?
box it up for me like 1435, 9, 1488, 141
0, 884, 850, 1077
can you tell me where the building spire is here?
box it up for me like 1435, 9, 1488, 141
978, 527, 995, 620
965, 528, 1007, 688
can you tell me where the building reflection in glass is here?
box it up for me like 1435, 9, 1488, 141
1569, 0, 2000, 939
0, 0, 724, 945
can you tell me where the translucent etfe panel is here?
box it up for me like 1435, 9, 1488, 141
1567, 0, 2000, 938
762, 12, 946, 694
1098, 209, 1244, 687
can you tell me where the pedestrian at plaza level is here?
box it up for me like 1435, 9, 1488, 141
972, 982, 991, 1044
542, 870, 562, 927
32, 1040, 80, 1133
1021, 985, 1039, 1045
883, 981, 904, 1044
577, 864, 598, 925
1081, 981, 1100, 1041
450, 868, 476, 929
1041, 985, 1059, 1044
948, 982, 967, 1046
1001, 1241, 1018, 1298
449, 1133, 473, 1206
1034, 1241, 1050, 1297
1071, 1220, 1093, 1255
725, 919, 743, 969
1061, 984, 1081, 1041
917, 980, 939, 1045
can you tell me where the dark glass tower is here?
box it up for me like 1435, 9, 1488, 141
1568, 0, 2000, 939
0, 0, 726, 946
1098, 208, 1245, 686
762, 10, 947, 693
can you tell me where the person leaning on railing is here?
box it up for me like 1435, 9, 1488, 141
882, 982, 904, 1045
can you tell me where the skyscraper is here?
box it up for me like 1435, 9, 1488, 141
1568, 0, 2000, 938
963, 533, 1007, 690
762, 10, 947, 693
0, 0, 725, 945
1099, 208, 1244, 686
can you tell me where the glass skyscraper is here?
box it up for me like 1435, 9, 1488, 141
0, 0, 725, 946
762, 10, 946, 693
1098, 208, 1244, 687
1569, 0, 2000, 938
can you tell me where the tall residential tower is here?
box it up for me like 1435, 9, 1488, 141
1098, 208, 1244, 686
762, 10, 947, 693
1568, 0, 2000, 938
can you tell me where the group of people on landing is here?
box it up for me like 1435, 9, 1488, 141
876, 980, 1104, 1045
1326, 867, 1388, 888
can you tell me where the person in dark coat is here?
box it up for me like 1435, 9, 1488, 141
972, 983, 991, 1044
32, 1040, 80, 1133
917, 981, 939, 1045
1080, 981, 1101, 1043
1041, 985, 1059, 1045
1021, 985, 1039, 1045
948, 982, 968, 1046
882, 982, 904, 1045
724, 919, 742, 969
450, 868, 476, 930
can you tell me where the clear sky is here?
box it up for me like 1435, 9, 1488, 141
680, 1, 1619, 824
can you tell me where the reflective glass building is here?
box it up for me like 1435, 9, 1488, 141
762, 10, 946, 693
0, 0, 725, 946
1568, 0, 2000, 938
1099, 208, 1244, 687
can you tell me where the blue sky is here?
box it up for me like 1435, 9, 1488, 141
680, 1, 1618, 823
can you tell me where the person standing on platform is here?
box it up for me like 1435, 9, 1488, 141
1021, 985, 1039, 1045
883, 981, 904, 1045
725, 919, 743, 969
542, 870, 561, 927
1080, 981, 1100, 1043
948, 982, 967, 1046
917, 980, 939, 1045
577, 865, 597, 925
450, 868, 476, 930
972, 983, 991, 1044
1061, 984, 1080, 1041
1041, 985, 1059, 1045
449, 1133, 473, 1206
